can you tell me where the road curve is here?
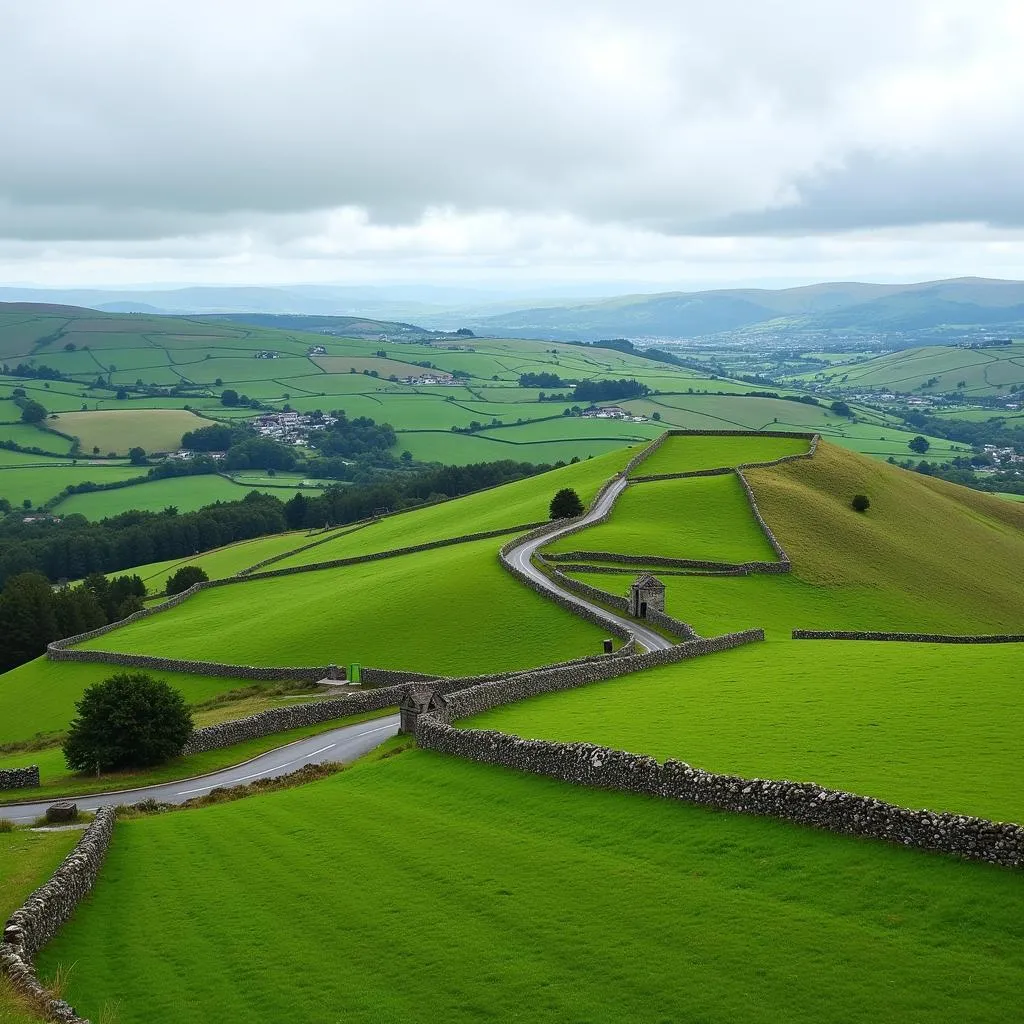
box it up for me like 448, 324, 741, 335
503, 475, 674, 652
0, 714, 400, 824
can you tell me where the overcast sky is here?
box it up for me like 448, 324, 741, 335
3, 0, 1024, 292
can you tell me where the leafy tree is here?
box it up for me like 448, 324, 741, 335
651, 411, 661, 421
572, 379, 650, 403
519, 372, 563, 388
830, 400, 852, 417
116, 388, 128, 400
224, 436, 297, 471
221, 389, 240, 407
20, 400, 47, 424
851, 494, 871, 513
62, 673, 193, 772
550, 487, 584, 519
128, 446, 147, 466
908, 435, 930, 454
180, 423, 244, 451
166, 565, 209, 595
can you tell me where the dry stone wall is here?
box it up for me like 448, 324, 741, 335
1, 807, 116, 1024
0, 766, 39, 790
181, 645, 640, 754
417, 721, 1024, 868
441, 631, 764, 720
793, 630, 1024, 643
545, 550, 788, 574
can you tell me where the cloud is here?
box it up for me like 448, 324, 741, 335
2, 0, 1024, 282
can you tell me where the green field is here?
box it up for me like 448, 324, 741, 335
0, 657, 282, 746
39, 748, 1024, 1024
49, 408, 218, 454
0, 828, 80, 1024
0, 462, 142, 507
544, 473, 778, 564
53, 474, 320, 518
745, 442, 1024, 630
75, 537, 611, 674
0, 420, 74, 454
632, 432, 811, 476
465, 639, 1024, 822
271, 449, 633, 569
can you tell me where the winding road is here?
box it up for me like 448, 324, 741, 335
0, 715, 400, 823
503, 474, 674, 653
1, 470, 660, 822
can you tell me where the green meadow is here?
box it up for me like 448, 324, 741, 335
0, 829, 80, 1024
271, 448, 633, 568
0, 462, 142, 507
49, 408, 218, 454
54, 474, 320, 518
40, 748, 1024, 1024
631, 432, 811, 476
465, 639, 1024, 823
544, 473, 778, 563
75, 537, 611, 674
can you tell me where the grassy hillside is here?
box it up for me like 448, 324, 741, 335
745, 442, 1024, 631
75, 537, 611, 675
40, 748, 1024, 1024
632, 433, 810, 476
0, 658, 279, 746
464, 639, 1024, 822
544, 474, 778, 563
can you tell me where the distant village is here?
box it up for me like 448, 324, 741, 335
581, 405, 648, 422
251, 411, 338, 445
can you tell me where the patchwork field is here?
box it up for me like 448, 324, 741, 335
0, 462, 142, 507
544, 473, 778, 564
74, 537, 612, 674
629, 432, 811, 476
38, 748, 1024, 1024
464, 639, 1024, 822
49, 409, 218, 454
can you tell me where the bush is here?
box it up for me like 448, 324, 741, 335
851, 494, 870, 513
20, 400, 47, 424
550, 487, 584, 519
63, 673, 193, 772
166, 565, 209, 595
908, 435, 930, 454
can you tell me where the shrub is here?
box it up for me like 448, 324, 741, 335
0, 818, 14, 832
550, 487, 584, 519
62, 673, 194, 772
908, 435, 930, 454
851, 494, 870, 513
20, 400, 47, 424
166, 565, 209, 595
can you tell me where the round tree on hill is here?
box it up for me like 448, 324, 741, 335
851, 494, 870, 513
550, 487, 584, 520
166, 565, 209, 595
908, 435, 930, 454
63, 673, 193, 772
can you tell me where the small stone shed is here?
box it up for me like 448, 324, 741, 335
399, 685, 448, 735
629, 573, 666, 618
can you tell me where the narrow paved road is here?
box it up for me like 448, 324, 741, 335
1, 474, 655, 822
0, 714, 400, 824
503, 475, 674, 652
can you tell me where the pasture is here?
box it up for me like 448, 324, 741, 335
74, 537, 612, 675
745, 442, 1024, 630
631, 432, 811, 476
464, 639, 1024, 822
543, 474, 778, 564
49, 409, 218, 454
0, 462, 142, 508
39, 747, 1024, 1024
53, 474, 320, 518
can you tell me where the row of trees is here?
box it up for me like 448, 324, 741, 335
0, 571, 145, 672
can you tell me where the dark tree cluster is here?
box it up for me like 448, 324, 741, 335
0, 571, 146, 672
519, 372, 564, 388
180, 423, 250, 451
223, 436, 298, 471
572, 379, 651, 402
308, 413, 397, 460
0, 491, 288, 590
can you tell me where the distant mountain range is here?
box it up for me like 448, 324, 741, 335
4, 277, 1024, 344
